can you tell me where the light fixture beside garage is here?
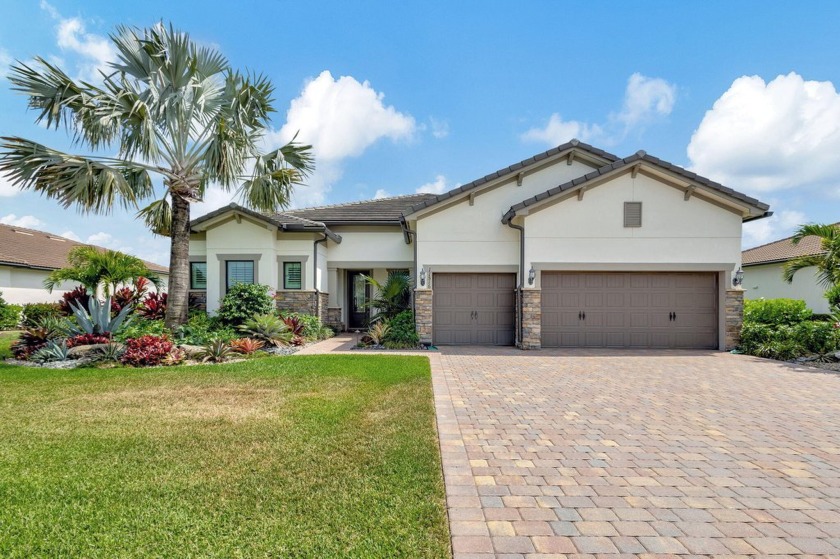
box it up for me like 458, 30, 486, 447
419, 266, 427, 287
528, 266, 536, 285
732, 268, 744, 287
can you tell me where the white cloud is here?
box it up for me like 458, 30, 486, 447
688, 73, 840, 194
429, 117, 450, 139
521, 114, 603, 145
86, 231, 114, 246
0, 214, 44, 228
60, 230, 81, 241
743, 209, 807, 248
0, 172, 20, 197
41, 1, 115, 81
373, 189, 390, 199
416, 175, 449, 195
268, 70, 416, 207
522, 73, 676, 146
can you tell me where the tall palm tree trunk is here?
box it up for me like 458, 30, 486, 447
165, 194, 191, 329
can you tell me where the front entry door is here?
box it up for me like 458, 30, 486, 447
348, 271, 371, 329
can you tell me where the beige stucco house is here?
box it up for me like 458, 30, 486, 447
188, 140, 770, 350
0, 223, 169, 305
742, 231, 830, 314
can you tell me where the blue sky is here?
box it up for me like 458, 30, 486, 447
2, 1, 840, 265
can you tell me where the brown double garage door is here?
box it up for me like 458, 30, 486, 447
433, 272, 718, 349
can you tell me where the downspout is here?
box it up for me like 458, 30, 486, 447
314, 232, 328, 319
400, 216, 418, 316
506, 220, 525, 347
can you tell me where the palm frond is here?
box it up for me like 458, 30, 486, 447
791, 223, 840, 245
783, 255, 829, 284
0, 137, 153, 213
138, 197, 173, 236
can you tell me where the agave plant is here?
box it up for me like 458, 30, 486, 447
68, 297, 133, 336
30, 340, 70, 363
11, 316, 73, 359
95, 342, 126, 362
368, 321, 391, 345
196, 339, 236, 363
239, 314, 292, 347
229, 337, 265, 355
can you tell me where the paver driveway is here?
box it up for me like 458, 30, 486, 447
433, 348, 840, 558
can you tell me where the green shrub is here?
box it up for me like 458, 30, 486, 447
743, 298, 812, 325
826, 284, 840, 312
20, 302, 62, 328
174, 313, 237, 345
0, 292, 21, 330
283, 312, 322, 340
383, 310, 419, 349
115, 318, 170, 342
217, 284, 275, 325
794, 321, 839, 355
239, 314, 291, 347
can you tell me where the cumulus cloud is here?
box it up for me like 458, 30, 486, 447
0, 214, 44, 228
86, 231, 114, 246
41, 1, 115, 81
743, 209, 807, 248
60, 230, 81, 241
688, 73, 840, 194
373, 189, 390, 199
416, 175, 449, 195
522, 73, 676, 146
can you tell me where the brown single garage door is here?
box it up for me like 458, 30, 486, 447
433, 273, 515, 345
541, 272, 718, 349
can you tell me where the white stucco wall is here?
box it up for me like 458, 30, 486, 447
744, 263, 830, 314
523, 172, 743, 285
415, 159, 598, 279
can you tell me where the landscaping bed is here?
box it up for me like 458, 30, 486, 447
0, 354, 449, 558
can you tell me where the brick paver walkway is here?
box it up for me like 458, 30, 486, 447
436, 348, 840, 558
301, 338, 840, 557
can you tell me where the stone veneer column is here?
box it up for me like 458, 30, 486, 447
414, 289, 433, 344
325, 307, 343, 331
317, 292, 329, 322
519, 289, 541, 350
724, 289, 744, 350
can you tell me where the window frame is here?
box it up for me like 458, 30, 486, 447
189, 261, 207, 290
225, 259, 255, 291
283, 261, 303, 290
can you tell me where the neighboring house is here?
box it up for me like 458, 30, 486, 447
0, 223, 169, 304
742, 231, 830, 314
188, 140, 770, 350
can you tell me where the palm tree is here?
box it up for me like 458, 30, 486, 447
44, 245, 161, 297
782, 223, 840, 287
363, 272, 411, 323
0, 23, 314, 329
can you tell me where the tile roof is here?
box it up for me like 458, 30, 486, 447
742, 230, 828, 266
190, 203, 342, 242
502, 150, 770, 223
404, 139, 620, 216
0, 223, 168, 273
281, 193, 437, 224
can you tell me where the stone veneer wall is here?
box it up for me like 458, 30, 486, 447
724, 289, 744, 351
519, 289, 541, 350
325, 307, 343, 331
317, 292, 329, 322
276, 291, 318, 316
188, 291, 207, 311
414, 289, 433, 344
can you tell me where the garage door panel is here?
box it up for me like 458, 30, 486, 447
433, 273, 515, 346
542, 272, 718, 349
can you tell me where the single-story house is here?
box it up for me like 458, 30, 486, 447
0, 223, 169, 305
188, 140, 771, 350
742, 230, 830, 314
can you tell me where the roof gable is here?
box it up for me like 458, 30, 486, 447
502, 150, 771, 223
403, 139, 619, 217
190, 203, 342, 242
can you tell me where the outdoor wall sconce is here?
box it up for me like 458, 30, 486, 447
527, 266, 536, 285
419, 267, 426, 287
732, 268, 744, 287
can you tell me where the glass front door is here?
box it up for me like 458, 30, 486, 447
348, 271, 370, 329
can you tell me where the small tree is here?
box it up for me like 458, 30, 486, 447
783, 223, 840, 287
364, 272, 411, 323
44, 245, 160, 297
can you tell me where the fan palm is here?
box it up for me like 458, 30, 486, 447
44, 245, 160, 296
0, 23, 314, 329
782, 223, 840, 287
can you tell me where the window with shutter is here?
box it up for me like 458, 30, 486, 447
226, 260, 254, 290
284, 261, 302, 289
624, 201, 642, 228
190, 262, 207, 290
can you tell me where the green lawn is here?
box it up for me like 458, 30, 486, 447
0, 350, 450, 558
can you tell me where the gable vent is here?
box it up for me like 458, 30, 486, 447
624, 202, 642, 228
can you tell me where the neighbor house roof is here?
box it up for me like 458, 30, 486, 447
190, 203, 343, 242
404, 139, 620, 216
742, 230, 828, 266
502, 150, 771, 223
280, 193, 437, 225
0, 223, 168, 273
